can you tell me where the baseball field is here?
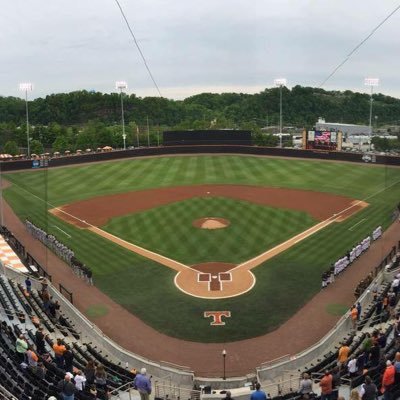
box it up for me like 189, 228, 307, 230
3, 155, 400, 342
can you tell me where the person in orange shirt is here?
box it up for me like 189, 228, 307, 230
382, 360, 395, 400
319, 370, 333, 400
337, 342, 350, 369
53, 338, 66, 369
26, 346, 39, 367
350, 306, 358, 330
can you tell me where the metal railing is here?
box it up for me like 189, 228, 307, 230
109, 381, 135, 399
154, 381, 201, 400
261, 375, 301, 398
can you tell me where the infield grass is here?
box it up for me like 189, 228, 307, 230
3, 155, 400, 342
103, 196, 316, 264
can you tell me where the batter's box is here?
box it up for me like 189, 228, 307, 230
198, 273, 210, 282
219, 272, 232, 281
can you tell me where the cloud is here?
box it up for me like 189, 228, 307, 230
1, 0, 400, 99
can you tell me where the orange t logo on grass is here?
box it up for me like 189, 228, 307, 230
204, 311, 231, 326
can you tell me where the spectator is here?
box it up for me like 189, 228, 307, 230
35, 326, 47, 355
134, 367, 152, 400
394, 352, 400, 385
74, 370, 87, 391
87, 385, 97, 399
359, 375, 377, 400
64, 346, 74, 373
53, 338, 66, 369
223, 390, 234, 400
369, 342, 380, 367
331, 366, 341, 400
356, 302, 362, 321
381, 360, 395, 400
15, 334, 28, 363
337, 342, 350, 368
319, 370, 333, 400
26, 345, 39, 367
94, 364, 108, 392
350, 305, 358, 330
250, 383, 267, 400
378, 331, 387, 349
362, 333, 372, 352
348, 356, 358, 378
31, 361, 46, 380
57, 373, 76, 400
349, 388, 361, 400
84, 359, 96, 385
299, 373, 313, 398
25, 276, 32, 294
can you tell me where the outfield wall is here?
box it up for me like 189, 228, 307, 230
1, 145, 400, 171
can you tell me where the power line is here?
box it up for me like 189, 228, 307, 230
113, 0, 163, 97
319, 3, 400, 87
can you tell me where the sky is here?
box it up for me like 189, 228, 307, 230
1, 0, 400, 100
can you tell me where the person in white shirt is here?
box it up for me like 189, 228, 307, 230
347, 356, 358, 377
74, 370, 87, 391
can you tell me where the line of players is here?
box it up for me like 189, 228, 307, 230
321, 226, 382, 289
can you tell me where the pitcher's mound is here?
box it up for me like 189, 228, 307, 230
193, 217, 230, 230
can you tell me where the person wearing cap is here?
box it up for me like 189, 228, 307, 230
381, 360, 395, 400
133, 368, 152, 400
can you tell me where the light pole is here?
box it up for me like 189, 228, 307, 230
146, 115, 150, 147
19, 82, 33, 157
364, 78, 379, 135
274, 78, 287, 147
116, 81, 128, 150
222, 349, 227, 380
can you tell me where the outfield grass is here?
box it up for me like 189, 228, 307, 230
103, 196, 316, 264
3, 155, 400, 342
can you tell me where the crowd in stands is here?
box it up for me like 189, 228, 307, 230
0, 272, 143, 400
321, 227, 382, 289
25, 220, 93, 284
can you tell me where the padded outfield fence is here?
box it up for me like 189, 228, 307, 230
1, 145, 400, 172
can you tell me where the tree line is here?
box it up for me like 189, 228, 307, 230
1, 85, 400, 154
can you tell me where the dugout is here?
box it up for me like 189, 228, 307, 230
163, 130, 252, 146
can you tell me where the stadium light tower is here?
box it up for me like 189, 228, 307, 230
364, 78, 379, 135
274, 78, 287, 147
116, 81, 128, 150
19, 82, 33, 157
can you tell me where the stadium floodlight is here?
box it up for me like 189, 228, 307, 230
364, 78, 379, 134
274, 78, 287, 148
115, 81, 128, 149
115, 81, 128, 90
19, 82, 33, 157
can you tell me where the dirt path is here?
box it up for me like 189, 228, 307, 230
3, 196, 399, 377
50, 184, 362, 226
